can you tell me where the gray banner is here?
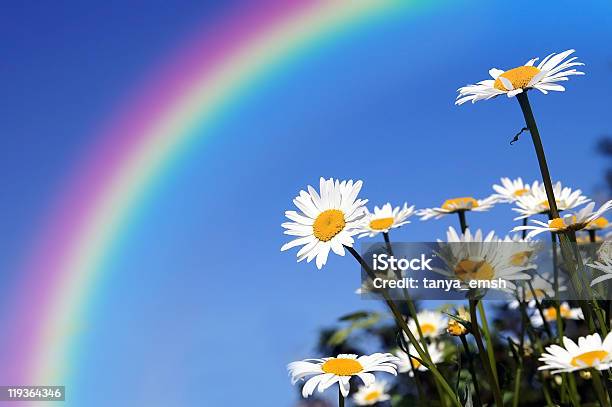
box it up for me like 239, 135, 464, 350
358, 241, 611, 301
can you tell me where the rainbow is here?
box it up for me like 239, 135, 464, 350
3, 0, 420, 389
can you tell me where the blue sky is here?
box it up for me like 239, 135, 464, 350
1, 1, 611, 406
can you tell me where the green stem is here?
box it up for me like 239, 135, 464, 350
339, 386, 344, 407
526, 278, 580, 404
512, 367, 522, 407
477, 302, 499, 388
565, 373, 581, 407
460, 335, 483, 407
382, 236, 429, 404
457, 210, 468, 234
347, 246, 462, 407
382, 231, 394, 256
542, 380, 555, 407
516, 92, 605, 337
517, 303, 555, 406
383, 233, 445, 405
469, 300, 504, 407
549, 231, 565, 341
409, 357, 427, 405
527, 280, 553, 338
592, 371, 611, 407
516, 92, 560, 218
526, 280, 575, 403
548, 232, 578, 404
567, 232, 609, 335
383, 232, 429, 347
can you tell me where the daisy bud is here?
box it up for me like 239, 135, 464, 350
446, 307, 470, 336
447, 319, 468, 336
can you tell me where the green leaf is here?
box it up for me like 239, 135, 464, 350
326, 312, 382, 346
338, 311, 372, 321
327, 328, 350, 346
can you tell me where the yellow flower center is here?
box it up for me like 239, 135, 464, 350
454, 259, 494, 281
549, 218, 567, 230
420, 323, 436, 335
410, 357, 422, 369
313, 209, 346, 242
514, 188, 529, 196
441, 197, 479, 211
321, 358, 363, 376
364, 391, 382, 402
571, 350, 609, 367
494, 66, 541, 91
590, 217, 609, 229
510, 251, 531, 266
369, 217, 394, 231
538, 199, 565, 212
544, 305, 572, 321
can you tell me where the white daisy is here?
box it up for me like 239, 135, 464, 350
417, 196, 495, 220
456, 49, 584, 105
530, 302, 583, 327
396, 343, 444, 377
281, 177, 368, 269
512, 181, 590, 220
585, 216, 611, 231
491, 177, 532, 203
509, 272, 566, 309
288, 353, 399, 398
352, 381, 391, 406
501, 234, 543, 267
588, 241, 612, 286
539, 333, 612, 373
357, 202, 415, 238
435, 227, 533, 290
406, 310, 448, 339
513, 201, 612, 239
